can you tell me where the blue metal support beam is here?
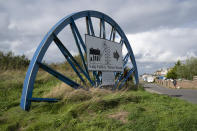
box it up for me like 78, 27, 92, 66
120, 39, 124, 46
30, 98, 59, 102
70, 20, 89, 77
101, 18, 106, 39
118, 68, 135, 90
123, 52, 130, 67
53, 34, 94, 86
122, 41, 139, 85
85, 16, 100, 85
70, 18, 87, 53
99, 18, 102, 38
93, 71, 100, 86
110, 27, 116, 41
123, 52, 130, 61
38, 62, 79, 88
112, 29, 116, 42
113, 73, 124, 90
124, 58, 129, 68
110, 27, 113, 41
53, 34, 86, 85
113, 52, 131, 90
86, 17, 90, 35
87, 15, 95, 36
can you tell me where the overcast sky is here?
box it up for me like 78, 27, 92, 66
0, 0, 197, 75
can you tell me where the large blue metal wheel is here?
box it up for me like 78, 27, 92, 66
20, 10, 139, 111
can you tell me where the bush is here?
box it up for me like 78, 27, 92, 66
167, 58, 197, 80
0, 51, 30, 70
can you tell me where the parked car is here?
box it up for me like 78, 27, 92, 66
147, 76, 154, 83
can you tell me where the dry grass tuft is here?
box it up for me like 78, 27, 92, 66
44, 83, 113, 102
89, 88, 112, 97
44, 83, 74, 99
108, 111, 129, 123
63, 89, 92, 102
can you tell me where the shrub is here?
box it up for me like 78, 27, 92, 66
0, 51, 30, 70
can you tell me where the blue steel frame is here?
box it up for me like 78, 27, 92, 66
20, 10, 139, 111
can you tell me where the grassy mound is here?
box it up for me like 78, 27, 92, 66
1, 70, 197, 131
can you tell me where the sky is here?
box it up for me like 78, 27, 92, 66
0, 0, 197, 75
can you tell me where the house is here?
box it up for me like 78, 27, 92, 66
154, 68, 168, 76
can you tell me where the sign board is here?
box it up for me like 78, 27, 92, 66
102, 71, 115, 85
86, 35, 123, 72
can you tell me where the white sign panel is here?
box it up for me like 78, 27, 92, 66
102, 71, 115, 85
86, 35, 123, 72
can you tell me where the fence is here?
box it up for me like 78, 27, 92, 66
155, 76, 197, 89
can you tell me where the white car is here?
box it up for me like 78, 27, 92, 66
147, 76, 154, 83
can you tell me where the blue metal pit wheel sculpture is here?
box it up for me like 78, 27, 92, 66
20, 10, 139, 111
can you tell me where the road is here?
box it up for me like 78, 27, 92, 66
144, 83, 197, 104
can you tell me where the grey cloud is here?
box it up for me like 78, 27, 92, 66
128, 27, 197, 63
115, 0, 197, 33
0, 0, 197, 74
137, 61, 175, 75
134, 53, 143, 60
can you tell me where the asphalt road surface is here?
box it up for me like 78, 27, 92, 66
144, 83, 197, 104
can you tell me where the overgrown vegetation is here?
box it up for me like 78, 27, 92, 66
1, 52, 197, 130
1, 70, 197, 131
0, 51, 30, 70
167, 57, 197, 80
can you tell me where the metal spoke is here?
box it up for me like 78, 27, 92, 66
38, 62, 79, 88
112, 29, 116, 42
100, 18, 106, 39
85, 16, 100, 85
70, 18, 86, 52
86, 17, 90, 35
110, 27, 116, 41
30, 98, 59, 102
110, 27, 114, 40
113, 52, 130, 89
123, 52, 130, 67
70, 21, 89, 77
94, 71, 101, 85
86, 16, 96, 36
124, 58, 129, 68
123, 52, 130, 61
102, 19, 106, 39
99, 19, 102, 38
118, 68, 135, 90
53, 34, 94, 86
120, 39, 124, 46
87, 16, 95, 36
113, 73, 124, 90
53, 34, 86, 85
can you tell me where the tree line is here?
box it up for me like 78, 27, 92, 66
166, 57, 197, 80
0, 51, 30, 70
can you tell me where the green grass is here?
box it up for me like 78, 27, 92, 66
0, 70, 197, 131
